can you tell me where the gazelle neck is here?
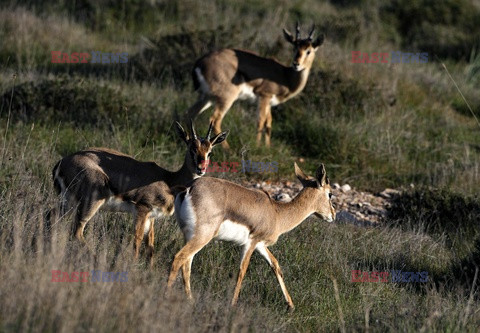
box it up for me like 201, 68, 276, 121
275, 188, 316, 234
285, 67, 311, 100
165, 151, 198, 187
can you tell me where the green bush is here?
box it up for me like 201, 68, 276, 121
0, 76, 173, 139
382, 0, 480, 60
129, 26, 257, 85
387, 188, 480, 256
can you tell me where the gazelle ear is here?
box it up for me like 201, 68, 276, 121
312, 33, 324, 48
211, 130, 229, 146
294, 162, 307, 181
283, 29, 295, 44
175, 121, 189, 144
315, 163, 327, 187
295, 162, 317, 188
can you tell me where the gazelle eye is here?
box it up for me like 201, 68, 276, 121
307, 50, 311, 55
328, 193, 333, 199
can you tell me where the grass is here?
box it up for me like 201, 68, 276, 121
1, 0, 480, 331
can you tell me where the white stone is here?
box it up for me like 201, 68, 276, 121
341, 184, 351, 192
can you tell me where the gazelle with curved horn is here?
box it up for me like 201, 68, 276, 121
186, 23, 324, 148
51, 121, 228, 265
167, 163, 335, 309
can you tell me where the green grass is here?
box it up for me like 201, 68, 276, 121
1, 0, 480, 331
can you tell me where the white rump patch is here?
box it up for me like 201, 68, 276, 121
54, 169, 70, 213
238, 84, 256, 101
54, 167, 67, 194
195, 67, 211, 95
215, 220, 250, 246
270, 95, 281, 106
175, 191, 196, 241
102, 197, 136, 214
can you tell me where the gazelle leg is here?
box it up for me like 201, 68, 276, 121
167, 236, 211, 293
133, 209, 149, 261
265, 108, 273, 147
181, 256, 195, 299
147, 217, 155, 267
231, 240, 258, 306
256, 97, 271, 146
210, 98, 235, 149
74, 198, 105, 243
256, 244, 294, 309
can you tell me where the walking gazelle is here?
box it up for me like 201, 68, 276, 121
186, 23, 324, 148
167, 163, 335, 309
51, 121, 228, 265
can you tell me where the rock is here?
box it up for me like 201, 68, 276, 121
379, 188, 401, 199
341, 184, 351, 192
336, 211, 360, 224
245, 180, 395, 227
275, 193, 292, 202
355, 211, 366, 219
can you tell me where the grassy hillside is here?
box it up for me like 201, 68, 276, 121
1, 0, 479, 331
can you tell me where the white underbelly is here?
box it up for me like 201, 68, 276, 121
237, 84, 257, 101
102, 197, 165, 218
215, 220, 250, 245
102, 197, 136, 214
176, 192, 196, 241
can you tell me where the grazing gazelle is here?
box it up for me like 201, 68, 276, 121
167, 163, 335, 309
51, 121, 228, 265
186, 23, 324, 148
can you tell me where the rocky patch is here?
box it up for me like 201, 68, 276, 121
242, 180, 401, 226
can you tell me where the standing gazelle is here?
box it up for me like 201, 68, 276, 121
167, 163, 335, 309
186, 23, 324, 148
51, 121, 228, 265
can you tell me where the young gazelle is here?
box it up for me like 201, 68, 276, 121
167, 163, 335, 309
51, 121, 228, 265
186, 23, 324, 148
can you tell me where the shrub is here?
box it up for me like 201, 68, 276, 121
387, 188, 480, 256
382, 0, 480, 60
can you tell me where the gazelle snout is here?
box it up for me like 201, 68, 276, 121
315, 210, 335, 223
197, 158, 209, 175
326, 209, 336, 223
179, 121, 228, 176
323, 192, 336, 223
292, 53, 303, 71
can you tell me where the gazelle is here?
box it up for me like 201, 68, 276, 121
167, 163, 335, 309
51, 121, 228, 265
186, 23, 324, 148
